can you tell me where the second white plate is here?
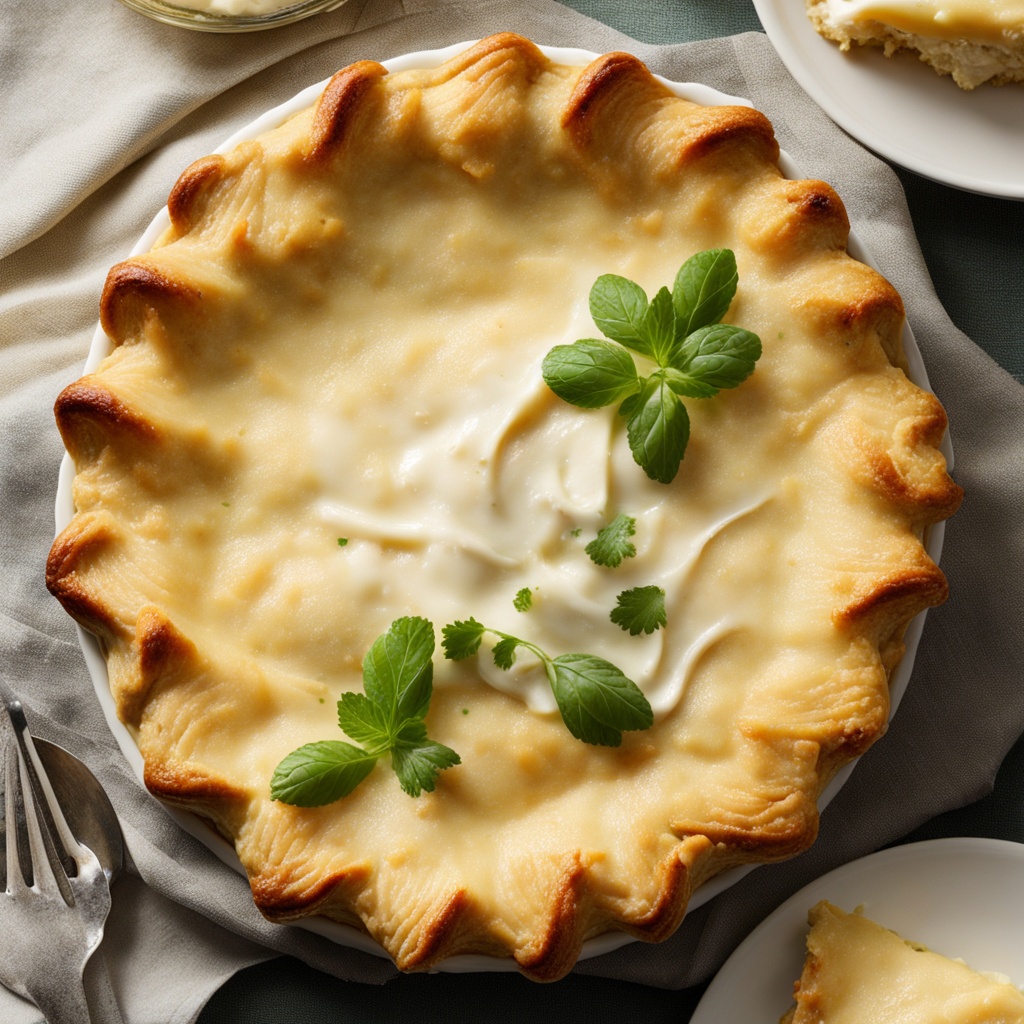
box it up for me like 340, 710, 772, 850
753, 0, 1024, 198
693, 837, 1024, 1022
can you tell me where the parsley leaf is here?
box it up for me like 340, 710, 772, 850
585, 514, 636, 568
271, 617, 459, 806
541, 249, 761, 485
441, 618, 486, 660
390, 731, 462, 797
513, 587, 533, 612
492, 636, 521, 670
442, 620, 653, 747
611, 586, 667, 636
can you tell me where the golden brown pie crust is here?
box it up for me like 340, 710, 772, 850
48, 34, 961, 980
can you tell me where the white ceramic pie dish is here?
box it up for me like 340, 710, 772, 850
55, 41, 951, 972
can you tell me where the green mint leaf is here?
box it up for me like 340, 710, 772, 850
442, 618, 486, 660
610, 586, 667, 635
542, 339, 640, 409
362, 616, 434, 725
640, 286, 676, 367
513, 587, 533, 612
659, 366, 719, 400
390, 738, 462, 797
618, 388, 643, 419
672, 324, 762, 390
585, 514, 636, 568
549, 654, 654, 747
672, 248, 738, 338
273, 619, 458, 806
336, 692, 390, 750
625, 374, 691, 484
589, 274, 653, 356
492, 636, 520, 670
270, 741, 378, 806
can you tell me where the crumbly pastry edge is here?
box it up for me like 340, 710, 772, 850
805, 0, 1024, 89
46, 34, 963, 980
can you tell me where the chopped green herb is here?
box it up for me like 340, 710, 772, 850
570, 527, 582, 538
585, 514, 636, 568
441, 618, 653, 747
542, 249, 761, 484
337, 537, 349, 547
271, 617, 460, 806
513, 587, 533, 612
611, 586, 667, 636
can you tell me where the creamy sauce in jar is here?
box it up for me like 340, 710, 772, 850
168, 0, 314, 16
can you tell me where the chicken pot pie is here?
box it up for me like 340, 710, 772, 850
47, 34, 962, 980
782, 902, 1024, 1023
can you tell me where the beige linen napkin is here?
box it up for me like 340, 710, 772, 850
2, 1, 1022, 1020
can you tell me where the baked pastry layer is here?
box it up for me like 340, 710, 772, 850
48, 35, 961, 979
806, 0, 1024, 89
782, 901, 1024, 1023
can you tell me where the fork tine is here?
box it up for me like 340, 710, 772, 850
3, 735, 24, 893
18, 751, 67, 901
20, 722, 84, 870
1, 682, 76, 904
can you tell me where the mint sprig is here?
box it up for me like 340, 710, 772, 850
542, 249, 761, 484
441, 619, 653, 747
270, 617, 460, 806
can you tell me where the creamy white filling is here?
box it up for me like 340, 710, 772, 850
308, 317, 774, 717
824, 0, 1024, 44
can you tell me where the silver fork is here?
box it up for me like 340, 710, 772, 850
0, 684, 112, 1024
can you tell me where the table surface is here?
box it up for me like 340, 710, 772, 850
194, 1, 1024, 1020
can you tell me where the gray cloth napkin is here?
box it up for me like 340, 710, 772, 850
2, 0, 1022, 1019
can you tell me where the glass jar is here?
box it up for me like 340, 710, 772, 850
115, 0, 348, 32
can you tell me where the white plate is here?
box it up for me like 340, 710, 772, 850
692, 838, 1024, 1022
56, 41, 948, 972
753, 0, 1024, 198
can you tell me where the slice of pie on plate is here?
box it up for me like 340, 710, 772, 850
805, 0, 1024, 90
782, 901, 1024, 1023
47, 34, 961, 979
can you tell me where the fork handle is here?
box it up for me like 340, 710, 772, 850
27, 975, 92, 1024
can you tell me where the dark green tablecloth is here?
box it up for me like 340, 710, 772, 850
196, 1, 1024, 1020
